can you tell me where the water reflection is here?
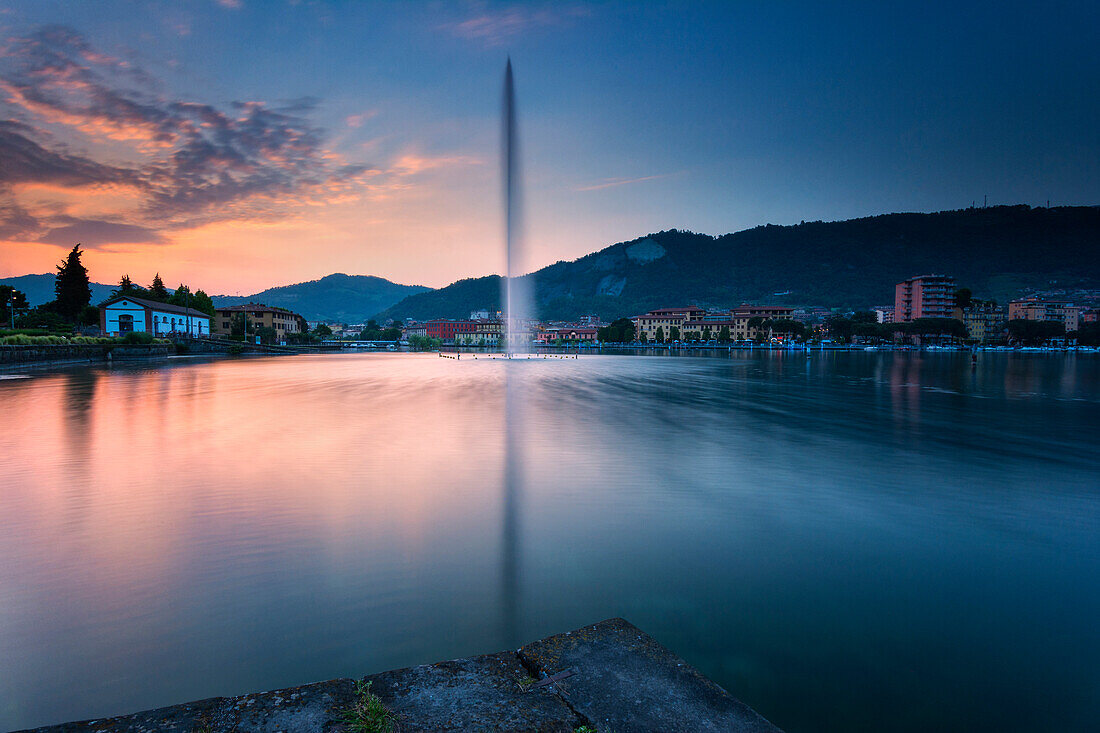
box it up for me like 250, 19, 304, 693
0, 352, 1097, 733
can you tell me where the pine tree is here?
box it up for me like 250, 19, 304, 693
114, 274, 144, 297
148, 273, 169, 301
54, 244, 92, 322
168, 284, 191, 307
192, 290, 215, 317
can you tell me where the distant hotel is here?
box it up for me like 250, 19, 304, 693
631, 305, 794, 341
894, 275, 956, 322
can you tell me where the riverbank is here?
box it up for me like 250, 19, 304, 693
18, 618, 780, 732
0, 339, 314, 369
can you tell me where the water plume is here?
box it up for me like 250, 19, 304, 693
502, 58, 532, 353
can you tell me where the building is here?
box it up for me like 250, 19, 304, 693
631, 304, 794, 342
681, 319, 737, 341
100, 295, 211, 337
1008, 299, 1080, 333
555, 327, 597, 342
630, 307, 706, 341
958, 304, 1007, 343
475, 319, 502, 345
730, 305, 794, 341
894, 275, 956, 322
872, 306, 894, 324
213, 303, 305, 340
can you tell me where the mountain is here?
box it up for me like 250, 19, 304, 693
378, 205, 1100, 322
212, 273, 429, 323
0, 273, 116, 306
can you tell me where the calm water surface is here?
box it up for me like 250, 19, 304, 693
0, 352, 1098, 732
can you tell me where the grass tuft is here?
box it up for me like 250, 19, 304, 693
342, 680, 399, 733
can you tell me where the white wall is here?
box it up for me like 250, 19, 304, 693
103, 301, 210, 336
104, 301, 146, 334
149, 310, 210, 337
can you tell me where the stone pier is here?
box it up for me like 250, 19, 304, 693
21, 618, 781, 732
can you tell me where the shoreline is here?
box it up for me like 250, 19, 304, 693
16, 618, 781, 733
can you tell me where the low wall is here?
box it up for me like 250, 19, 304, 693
0, 343, 171, 366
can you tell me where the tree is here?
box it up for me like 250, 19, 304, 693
670, 326, 680, 341
168, 284, 191, 308
231, 312, 252, 339
638, 331, 648, 344
954, 288, 973, 309
113, 274, 145, 297
718, 325, 731, 343
597, 317, 635, 343
1075, 321, 1100, 347
192, 290, 215, 317
851, 311, 878, 324
1, 285, 29, 327
54, 244, 92, 322
148, 273, 169, 301
255, 326, 277, 344
655, 326, 665, 343
702, 326, 712, 342
1006, 319, 1063, 345
312, 323, 333, 338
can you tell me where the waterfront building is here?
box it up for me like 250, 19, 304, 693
872, 306, 894, 324
1008, 298, 1080, 332
630, 306, 706, 341
454, 320, 502, 345
213, 303, 305, 340
959, 304, 1007, 343
475, 319, 502, 345
100, 295, 211, 337
681, 318, 737, 341
730, 305, 795, 341
426, 320, 470, 344
556, 327, 597, 341
894, 275, 956, 322
631, 304, 794, 342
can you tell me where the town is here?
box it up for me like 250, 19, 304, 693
3, 247, 1098, 352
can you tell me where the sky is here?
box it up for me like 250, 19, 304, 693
0, 0, 1097, 294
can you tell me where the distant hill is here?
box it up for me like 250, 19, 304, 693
0, 273, 115, 306
212, 273, 429, 323
378, 205, 1100, 322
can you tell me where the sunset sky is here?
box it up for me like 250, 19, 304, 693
1, 0, 1097, 294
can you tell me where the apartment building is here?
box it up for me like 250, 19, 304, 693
213, 303, 304, 339
1008, 299, 1080, 332
893, 275, 957, 322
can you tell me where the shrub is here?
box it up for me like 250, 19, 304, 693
123, 331, 154, 345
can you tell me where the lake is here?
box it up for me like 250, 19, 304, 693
0, 351, 1097, 732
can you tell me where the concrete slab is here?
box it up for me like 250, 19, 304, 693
520, 618, 782, 733
18, 619, 781, 732
364, 651, 575, 732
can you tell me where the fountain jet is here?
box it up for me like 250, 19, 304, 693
502, 58, 531, 353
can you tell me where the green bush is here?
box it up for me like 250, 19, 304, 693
0, 334, 78, 345
122, 331, 154, 345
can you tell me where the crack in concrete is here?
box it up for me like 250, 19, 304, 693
515, 648, 592, 730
